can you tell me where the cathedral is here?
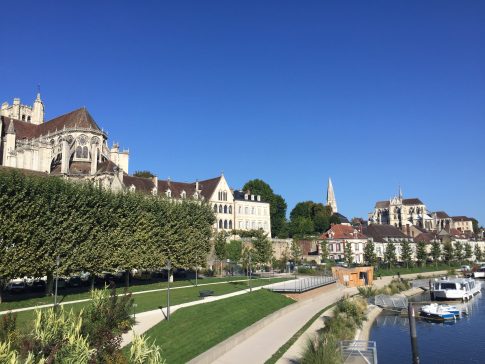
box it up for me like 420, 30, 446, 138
0, 94, 129, 190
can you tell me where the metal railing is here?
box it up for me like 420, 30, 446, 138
340, 340, 378, 364
266, 275, 336, 293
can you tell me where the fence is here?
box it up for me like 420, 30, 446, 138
340, 340, 378, 364
266, 275, 336, 293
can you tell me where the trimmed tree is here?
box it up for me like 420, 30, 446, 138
431, 241, 442, 267
454, 242, 464, 264
320, 240, 329, 264
343, 241, 353, 266
214, 231, 228, 275
474, 245, 483, 262
290, 239, 303, 266
443, 242, 454, 264
252, 231, 273, 268
400, 240, 413, 268
416, 242, 428, 267
464, 243, 473, 263
363, 240, 377, 267
384, 242, 397, 268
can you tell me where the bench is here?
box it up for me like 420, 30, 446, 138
199, 290, 214, 298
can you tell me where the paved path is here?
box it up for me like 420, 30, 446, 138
0, 277, 276, 316
120, 279, 299, 348
276, 270, 448, 364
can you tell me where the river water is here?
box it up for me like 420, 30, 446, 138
370, 286, 485, 363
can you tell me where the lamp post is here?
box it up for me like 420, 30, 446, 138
195, 254, 198, 287
165, 259, 171, 321
54, 255, 60, 311
248, 254, 252, 293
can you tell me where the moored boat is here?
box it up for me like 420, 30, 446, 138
420, 304, 455, 321
431, 277, 481, 301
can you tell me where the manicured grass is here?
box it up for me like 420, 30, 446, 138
129, 289, 295, 364
8, 278, 288, 333
376, 263, 458, 277
0, 275, 251, 311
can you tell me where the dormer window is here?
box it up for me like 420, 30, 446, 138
152, 187, 157, 196
244, 194, 248, 200
166, 189, 171, 198
181, 190, 186, 199
193, 191, 199, 199
129, 185, 136, 192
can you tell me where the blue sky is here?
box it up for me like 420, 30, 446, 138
1, 1, 484, 224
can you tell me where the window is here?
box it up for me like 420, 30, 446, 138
76, 146, 83, 158
219, 220, 223, 229
228, 206, 232, 214
252, 221, 256, 229
246, 221, 249, 229
213, 204, 218, 212
224, 220, 228, 229
224, 205, 228, 214
22, 115, 25, 121
27, 116, 31, 122
166, 189, 171, 198
238, 206, 242, 214
229, 220, 232, 229
239, 221, 243, 228
245, 207, 249, 214
181, 191, 186, 198
219, 205, 223, 213
251, 207, 255, 215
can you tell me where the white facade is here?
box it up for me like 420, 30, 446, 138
233, 190, 271, 236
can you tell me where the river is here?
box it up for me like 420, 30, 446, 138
370, 285, 485, 363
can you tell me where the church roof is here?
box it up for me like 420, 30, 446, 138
434, 211, 450, 219
374, 198, 424, 208
1, 108, 102, 140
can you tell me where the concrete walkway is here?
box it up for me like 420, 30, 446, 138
120, 279, 299, 347
0, 277, 273, 316
275, 270, 448, 364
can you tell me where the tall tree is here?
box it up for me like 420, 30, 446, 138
384, 242, 397, 268
443, 242, 454, 263
416, 242, 428, 267
363, 240, 377, 267
431, 241, 442, 267
320, 240, 329, 263
343, 241, 353, 266
289, 216, 314, 238
474, 245, 483, 262
464, 243, 473, 263
242, 179, 287, 238
454, 241, 464, 264
290, 239, 303, 264
471, 218, 480, 235
289, 201, 333, 236
252, 231, 273, 266
227, 240, 243, 263
400, 240, 413, 268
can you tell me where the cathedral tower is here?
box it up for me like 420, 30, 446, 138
326, 177, 338, 213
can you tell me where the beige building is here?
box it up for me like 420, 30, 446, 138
233, 190, 271, 236
321, 224, 368, 264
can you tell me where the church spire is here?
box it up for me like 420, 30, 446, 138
326, 177, 338, 213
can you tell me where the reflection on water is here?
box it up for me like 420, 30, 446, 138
370, 289, 484, 363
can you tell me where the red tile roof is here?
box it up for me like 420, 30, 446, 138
322, 224, 367, 239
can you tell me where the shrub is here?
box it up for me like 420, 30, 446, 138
357, 286, 378, 298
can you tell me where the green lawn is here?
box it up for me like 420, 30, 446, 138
376, 263, 459, 277
7, 278, 288, 332
129, 289, 295, 364
0, 275, 252, 311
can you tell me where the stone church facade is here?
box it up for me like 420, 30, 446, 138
0, 94, 129, 191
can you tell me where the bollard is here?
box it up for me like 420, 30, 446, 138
408, 303, 420, 364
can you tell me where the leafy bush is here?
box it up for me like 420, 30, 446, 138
301, 298, 367, 363
357, 286, 378, 298
0, 287, 164, 363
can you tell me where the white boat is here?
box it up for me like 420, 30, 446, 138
431, 277, 481, 301
420, 304, 455, 321
473, 266, 485, 279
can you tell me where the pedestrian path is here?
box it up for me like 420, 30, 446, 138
275, 270, 448, 364
0, 277, 278, 315
120, 279, 299, 347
